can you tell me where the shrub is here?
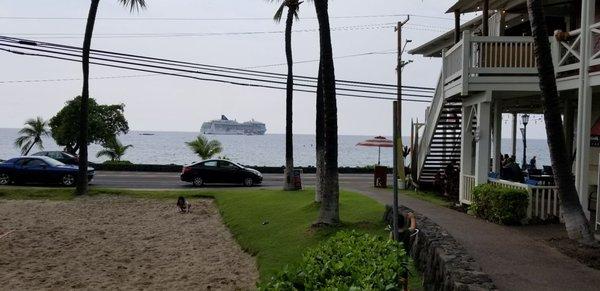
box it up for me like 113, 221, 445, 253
471, 184, 529, 225
102, 160, 133, 165
260, 231, 409, 290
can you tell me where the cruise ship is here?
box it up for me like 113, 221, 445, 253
201, 115, 267, 135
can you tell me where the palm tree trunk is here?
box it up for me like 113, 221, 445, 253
283, 7, 296, 191
527, 0, 595, 243
76, 0, 100, 195
314, 0, 340, 225
24, 139, 38, 156
315, 59, 324, 202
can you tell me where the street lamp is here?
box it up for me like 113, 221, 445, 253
521, 114, 530, 170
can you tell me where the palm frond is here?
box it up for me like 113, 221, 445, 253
273, 3, 286, 22
118, 0, 147, 12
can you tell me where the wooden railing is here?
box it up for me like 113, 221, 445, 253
460, 174, 476, 205
488, 179, 560, 221
417, 73, 445, 180
443, 40, 464, 85
469, 36, 538, 74
554, 21, 600, 74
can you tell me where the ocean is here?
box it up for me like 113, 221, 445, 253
0, 128, 551, 168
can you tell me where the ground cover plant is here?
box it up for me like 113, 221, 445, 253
260, 230, 409, 290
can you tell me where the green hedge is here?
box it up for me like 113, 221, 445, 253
471, 184, 529, 225
260, 231, 409, 290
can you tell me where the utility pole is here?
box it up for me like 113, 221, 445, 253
395, 16, 409, 190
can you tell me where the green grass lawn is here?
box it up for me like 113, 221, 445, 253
0, 186, 423, 289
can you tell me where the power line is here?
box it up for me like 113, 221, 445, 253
0, 13, 453, 21
0, 36, 435, 92
0, 37, 435, 101
1, 23, 399, 40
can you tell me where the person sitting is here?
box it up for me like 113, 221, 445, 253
528, 156, 537, 171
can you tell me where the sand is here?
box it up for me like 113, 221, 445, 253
0, 196, 258, 290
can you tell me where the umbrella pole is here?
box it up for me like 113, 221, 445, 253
378, 146, 381, 165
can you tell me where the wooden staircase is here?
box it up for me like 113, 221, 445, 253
416, 73, 464, 187
418, 100, 462, 185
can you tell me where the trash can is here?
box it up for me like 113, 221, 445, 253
374, 166, 388, 188
293, 168, 303, 190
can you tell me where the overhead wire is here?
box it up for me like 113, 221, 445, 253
0, 36, 435, 93
0, 36, 436, 102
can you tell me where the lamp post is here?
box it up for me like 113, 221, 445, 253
521, 114, 530, 170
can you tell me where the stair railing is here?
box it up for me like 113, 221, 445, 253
417, 72, 445, 180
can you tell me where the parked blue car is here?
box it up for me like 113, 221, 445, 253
0, 156, 94, 187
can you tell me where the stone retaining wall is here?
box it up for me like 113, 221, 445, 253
396, 205, 497, 291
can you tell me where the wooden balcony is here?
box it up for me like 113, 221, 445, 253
441, 32, 541, 98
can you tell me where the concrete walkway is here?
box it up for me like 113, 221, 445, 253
345, 184, 600, 291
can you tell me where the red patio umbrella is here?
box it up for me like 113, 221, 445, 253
356, 136, 394, 165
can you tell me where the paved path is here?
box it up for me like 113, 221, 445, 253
347, 184, 600, 291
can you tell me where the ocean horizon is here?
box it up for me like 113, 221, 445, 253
0, 128, 551, 168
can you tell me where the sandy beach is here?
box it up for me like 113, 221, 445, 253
0, 196, 258, 290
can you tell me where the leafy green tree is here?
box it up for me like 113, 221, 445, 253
77, 0, 147, 195
96, 138, 133, 162
272, 0, 302, 191
49, 96, 129, 154
14, 117, 50, 156
186, 135, 223, 160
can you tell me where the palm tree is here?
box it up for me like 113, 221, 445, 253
76, 0, 147, 195
526, 0, 594, 243
96, 138, 133, 162
186, 135, 223, 160
315, 59, 324, 202
314, 0, 340, 225
14, 117, 50, 156
272, 0, 302, 191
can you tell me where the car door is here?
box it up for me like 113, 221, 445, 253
21, 159, 49, 184
218, 161, 242, 183
198, 160, 219, 183
12, 158, 30, 181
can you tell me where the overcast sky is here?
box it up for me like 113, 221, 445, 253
0, 0, 548, 138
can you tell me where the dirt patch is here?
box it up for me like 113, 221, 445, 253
548, 237, 600, 270
0, 196, 258, 290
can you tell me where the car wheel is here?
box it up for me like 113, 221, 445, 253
0, 173, 10, 185
243, 177, 254, 187
62, 174, 76, 187
192, 176, 204, 187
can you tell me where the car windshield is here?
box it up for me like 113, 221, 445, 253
39, 157, 65, 167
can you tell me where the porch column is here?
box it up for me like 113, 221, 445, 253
475, 99, 492, 185
459, 104, 474, 197
454, 10, 461, 44
511, 113, 517, 159
482, 0, 489, 36
493, 99, 502, 173
575, 0, 594, 218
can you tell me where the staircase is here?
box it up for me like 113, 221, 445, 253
417, 74, 463, 186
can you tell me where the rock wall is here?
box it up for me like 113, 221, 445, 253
395, 205, 497, 291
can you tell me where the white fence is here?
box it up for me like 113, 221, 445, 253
554, 21, 600, 74
470, 36, 538, 73
460, 174, 475, 205
477, 179, 561, 221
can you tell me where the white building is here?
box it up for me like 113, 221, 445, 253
410, 0, 600, 231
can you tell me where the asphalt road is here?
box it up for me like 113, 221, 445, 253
90, 171, 382, 189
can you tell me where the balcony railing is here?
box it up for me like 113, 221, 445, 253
553, 21, 600, 75
442, 32, 538, 95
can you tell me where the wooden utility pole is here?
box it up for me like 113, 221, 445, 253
395, 16, 409, 190
392, 101, 399, 241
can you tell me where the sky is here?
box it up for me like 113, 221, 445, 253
0, 0, 548, 138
